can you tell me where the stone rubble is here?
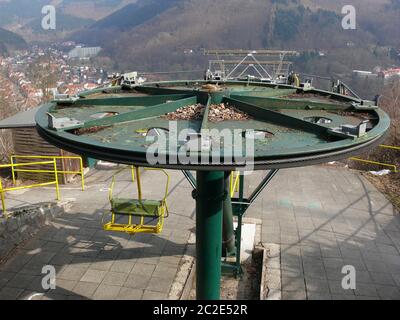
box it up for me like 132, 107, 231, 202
162, 103, 252, 122
208, 103, 252, 122
162, 104, 205, 121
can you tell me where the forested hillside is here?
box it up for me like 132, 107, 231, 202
0, 27, 27, 55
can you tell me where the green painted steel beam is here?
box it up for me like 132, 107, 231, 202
195, 171, 224, 300
72, 94, 194, 106
77, 86, 121, 98
231, 88, 297, 98
201, 95, 212, 132
224, 96, 330, 136
248, 169, 279, 203
136, 85, 197, 96
182, 170, 196, 189
230, 94, 352, 111
239, 174, 244, 203
231, 200, 251, 217
56, 96, 198, 131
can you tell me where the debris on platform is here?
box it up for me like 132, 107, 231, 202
201, 84, 222, 92
284, 92, 337, 103
162, 104, 205, 121
74, 125, 110, 135
162, 103, 252, 122
208, 103, 252, 122
333, 111, 373, 120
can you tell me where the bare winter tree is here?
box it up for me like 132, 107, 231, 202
0, 95, 14, 163
380, 77, 400, 145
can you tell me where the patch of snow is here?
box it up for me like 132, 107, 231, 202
95, 161, 119, 169
369, 169, 391, 176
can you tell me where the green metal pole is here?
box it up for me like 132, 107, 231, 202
223, 172, 236, 256
236, 173, 245, 275
195, 170, 224, 300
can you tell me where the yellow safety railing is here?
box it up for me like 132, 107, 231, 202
11, 155, 85, 191
379, 145, 400, 151
0, 159, 60, 217
350, 145, 399, 173
230, 171, 240, 198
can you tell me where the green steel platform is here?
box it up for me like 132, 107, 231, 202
35, 80, 390, 300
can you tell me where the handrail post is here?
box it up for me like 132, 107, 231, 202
131, 166, 135, 182
79, 157, 85, 191
53, 158, 61, 200
230, 172, 234, 196
235, 172, 240, 192
163, 170, 170, 201
230, 171, 240, 197
135, 167, 142, 201
0, 178, 7, 218
10, 156, 16, 185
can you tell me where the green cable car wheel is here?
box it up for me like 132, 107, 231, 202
36, 80, 390, 300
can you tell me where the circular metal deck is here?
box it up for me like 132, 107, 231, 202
36, 80, 390, 170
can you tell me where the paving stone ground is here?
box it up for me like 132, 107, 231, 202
251, 166, 400, 300
0, 166, 195, 300
0, 165, 399, 300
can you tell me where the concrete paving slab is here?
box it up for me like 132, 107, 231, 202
1, 165, 399, 300
261, 166, 399, 300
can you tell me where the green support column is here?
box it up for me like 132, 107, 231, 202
223, 172, 236, 256
195, 170, 225, 300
